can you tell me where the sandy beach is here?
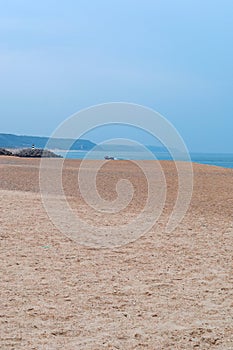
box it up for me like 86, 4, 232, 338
1, 156, 233, 349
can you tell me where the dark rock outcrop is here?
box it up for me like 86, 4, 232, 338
14, 148, 62, 158
0, 148, 13, 156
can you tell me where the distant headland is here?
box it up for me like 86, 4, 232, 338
0, 133, 96, 150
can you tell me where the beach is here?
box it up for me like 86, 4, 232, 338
1, 156, 233, 349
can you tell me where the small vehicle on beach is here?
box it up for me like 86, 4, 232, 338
104, 155, 115, 160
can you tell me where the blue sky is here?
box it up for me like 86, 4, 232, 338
0, 0, 232, 152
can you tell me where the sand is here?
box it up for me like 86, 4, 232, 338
1, 156, 233, 349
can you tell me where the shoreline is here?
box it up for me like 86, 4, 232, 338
2, 147, 233, 169
2, 152, 233, 170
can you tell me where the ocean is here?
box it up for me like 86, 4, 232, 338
56, 150, 233, 169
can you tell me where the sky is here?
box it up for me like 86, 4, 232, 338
0, 0, 233, 152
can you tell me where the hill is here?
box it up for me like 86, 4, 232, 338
0, 133, 96, 150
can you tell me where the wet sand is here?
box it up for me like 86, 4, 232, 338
1, 156, 233, 349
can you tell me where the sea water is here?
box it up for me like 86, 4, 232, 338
56, 150, 233, 169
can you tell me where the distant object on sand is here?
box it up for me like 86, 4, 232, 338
0, 148, 13, 156
14, 148, 62, 158
104, 155, 115, 160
